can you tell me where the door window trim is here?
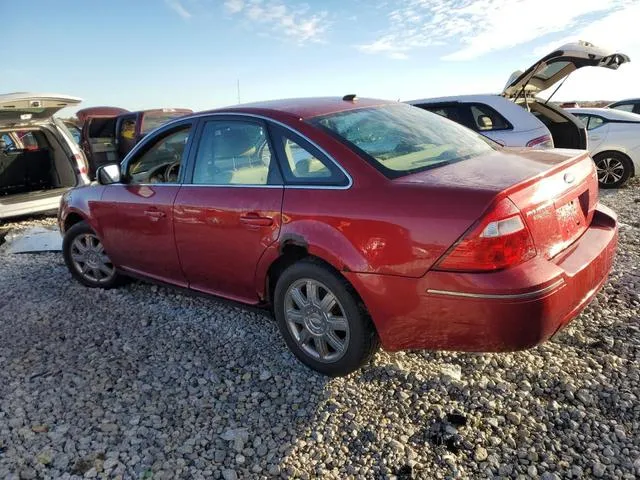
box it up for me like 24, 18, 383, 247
177, 112, 353, 190
120, 119, 196, 186
182, 116, 283, 188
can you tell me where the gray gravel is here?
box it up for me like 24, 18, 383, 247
1, 180, 639, 479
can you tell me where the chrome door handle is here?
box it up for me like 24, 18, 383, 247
144, 209, 166, 219
240, 213, 273, 226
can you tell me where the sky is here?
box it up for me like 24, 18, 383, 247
3, 0, 639, 117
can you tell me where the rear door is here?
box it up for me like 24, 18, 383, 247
93, 120, 195, 286
81, 117, 119, 178
173, 115, 284, 303
581, 115, 609, 150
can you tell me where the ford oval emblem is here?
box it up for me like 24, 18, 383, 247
564, 172, 575, 184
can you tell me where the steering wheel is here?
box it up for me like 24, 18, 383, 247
164, 161, 181, 183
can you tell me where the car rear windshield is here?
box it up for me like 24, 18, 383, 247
141, 112, 189, 134
309, 103, 495, 178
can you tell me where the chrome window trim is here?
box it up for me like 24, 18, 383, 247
135, 111, 354, 191
426, 279, 565, 300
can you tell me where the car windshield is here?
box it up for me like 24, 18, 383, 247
310, 103, 495, 178
141, 112, 188, 134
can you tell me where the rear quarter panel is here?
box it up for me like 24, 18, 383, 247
270, 183, 498, 278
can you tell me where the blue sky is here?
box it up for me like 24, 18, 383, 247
3, 0, 638, 116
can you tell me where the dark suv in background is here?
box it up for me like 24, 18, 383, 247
78, 107, 192, 178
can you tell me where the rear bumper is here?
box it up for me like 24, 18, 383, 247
346, 204, 618, 352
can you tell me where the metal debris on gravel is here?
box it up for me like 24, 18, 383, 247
0, 179, 638, 479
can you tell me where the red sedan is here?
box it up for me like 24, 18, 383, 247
58, 96, 618, 376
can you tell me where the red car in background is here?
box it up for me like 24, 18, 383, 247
58, 97, 617, 376
78, 106, 192, 178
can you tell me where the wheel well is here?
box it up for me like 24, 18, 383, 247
265, 243, 367, 312
593, 150, 635, 177
63, 213, 84, 233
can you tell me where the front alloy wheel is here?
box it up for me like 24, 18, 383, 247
63, 221, 121, 288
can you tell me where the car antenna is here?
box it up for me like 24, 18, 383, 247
545, 72, 572, 105
343, 94, 357, 102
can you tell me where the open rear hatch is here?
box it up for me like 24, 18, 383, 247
0, 92, 82, 126
502, 41, 630, 99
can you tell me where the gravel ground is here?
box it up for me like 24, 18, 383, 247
0, 180, 639, 480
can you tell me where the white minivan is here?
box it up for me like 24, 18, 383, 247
409, 41, 630, 152
0, 93, 90, 220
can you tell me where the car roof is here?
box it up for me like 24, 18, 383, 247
609, 98, 640, 105
203, 97, 394, 120
566, 107, 640, 121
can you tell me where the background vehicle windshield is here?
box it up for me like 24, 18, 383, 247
311, 103, 495, 177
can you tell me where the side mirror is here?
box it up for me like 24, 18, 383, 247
96, 163, 122, 185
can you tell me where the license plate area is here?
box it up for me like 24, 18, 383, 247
555, 191, 588, 242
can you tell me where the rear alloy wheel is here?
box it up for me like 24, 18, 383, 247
63, 221, 120, 288
274, 260, 379, 376
594, 152, 632, 188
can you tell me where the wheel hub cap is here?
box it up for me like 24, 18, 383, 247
304, 306, 327, 335
283, 278, 350, 363
70, 233, 115, 283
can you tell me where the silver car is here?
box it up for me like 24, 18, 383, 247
408, 41, 630, 151
0, 93, 90, 220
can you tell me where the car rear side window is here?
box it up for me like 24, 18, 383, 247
270, 126, 348, 187
311, 103, 495, 178
469, 104, 511, 131
587, 116, 606, 130
191, 120, 279, 186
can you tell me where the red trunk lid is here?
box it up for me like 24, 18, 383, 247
505, 150, 598, 259
396, 147, 598, 261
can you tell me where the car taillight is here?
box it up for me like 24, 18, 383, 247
435, 198, 537, 272
526, 134, 554, 149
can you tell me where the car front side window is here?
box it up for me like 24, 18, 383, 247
191, 120, 279, 186
126, 125, 191, 184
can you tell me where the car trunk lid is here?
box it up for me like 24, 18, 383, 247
0, 93, 82, 126
502, 40, 630, 98
397, 147, 598, 261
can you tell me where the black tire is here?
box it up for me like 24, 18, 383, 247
273, 259, 379, 376
62, 221, 122, 289
593, 151, 633, 189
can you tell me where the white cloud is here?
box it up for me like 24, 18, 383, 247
357, 0, 634, 60
165, 0, 192, 20
225, 0, 244, 14
224, 0, 330, 45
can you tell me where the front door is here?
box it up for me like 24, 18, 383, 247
174, 118, 283, 303
93, 122, 194, 286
